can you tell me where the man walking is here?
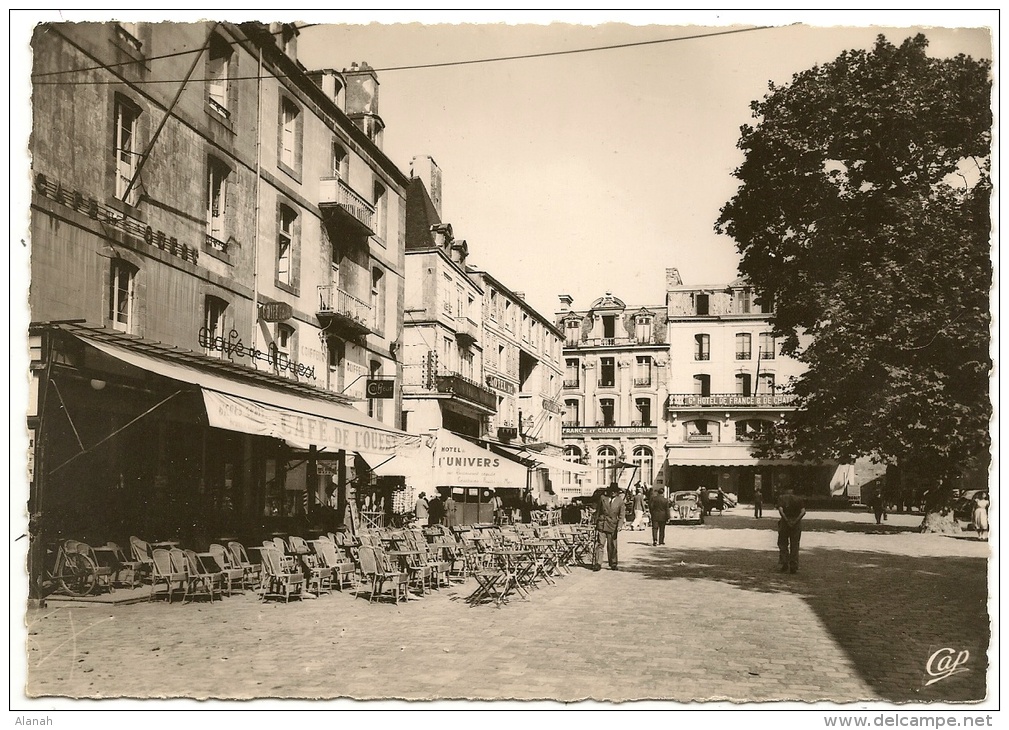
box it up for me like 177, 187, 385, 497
754, 485, 763, 518
428, 491, 446, 526
649, 488, 670, 546
593, 483, 626, 571
776, 487, 806, 573
631, 487, 647, 531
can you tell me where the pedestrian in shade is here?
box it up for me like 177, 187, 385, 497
754, 485, 763, 518
444, 491, 458, 528
593, 483, 626, 571
415, 492, 429, 524
649, 488, 670, 546
776, 487, 806, 574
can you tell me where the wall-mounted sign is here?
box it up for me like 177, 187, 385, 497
486, 374, 517, 394
260, 301, 293, 322
366, 378, 395, 399
198, 327, 316, 380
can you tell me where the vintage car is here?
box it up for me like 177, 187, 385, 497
668, 491, 705, 525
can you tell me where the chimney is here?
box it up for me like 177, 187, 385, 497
514, 292, 526, 301
410, 155, 443, 218
666, 268, 683, 288
344, 61, 384, 146
558, 294, 573, 312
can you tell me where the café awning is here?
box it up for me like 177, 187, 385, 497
76, 330, 421, 459
495, 444, 590, 474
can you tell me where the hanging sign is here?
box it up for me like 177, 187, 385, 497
366, 379, 395, 399
260, 301, 293, 322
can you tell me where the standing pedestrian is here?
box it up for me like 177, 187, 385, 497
972, 491, 989, 541
444, 491, 458, 528
489, 490, 504, 525
415, 492, 429, 525
593, 483, 626, 571
754, 485, 763, 518
776, 487, 805, 574
631, 487, 647, 531
716, 488, 726, 514
698, 486, 710, 517
520, 489, 534, 524
871, 486, 885, 525
649, 488, 670, 546
428, 491, 446, 526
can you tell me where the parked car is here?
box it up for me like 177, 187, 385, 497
703, 488, 737, 513
668, 491, 705, 525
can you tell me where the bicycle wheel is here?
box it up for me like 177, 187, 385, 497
58, 552, 98, 597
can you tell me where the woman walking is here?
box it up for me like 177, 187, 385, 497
972, 492, 989, 541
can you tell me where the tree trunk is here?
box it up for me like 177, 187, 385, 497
919, 509, 960, 535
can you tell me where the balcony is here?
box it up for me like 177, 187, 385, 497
317, 285, 372, 337
633, 377, 652, 387
319, 177, 375, 237
434, 372, 497, 412
497, 426, 518, 441
455, 316, 480, 347
569, 336, 645, 348
667, 393, 798, 409
563, 379, 580, 389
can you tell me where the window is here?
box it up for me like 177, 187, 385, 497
696, 293, 709, 316
331, 141, 348, 179
274, 324, 294, 376
489, 290, 498, 320
460, 348, 474, 380
204, 296, 228, 358
114, 97, 140, 205
735, 373, 752, 397
599, 398, 615, 427
694, 334, 710, 361
207, 34, 233, 117
442, 337, 453, 374
757, 373, 776, 394
565, 318, 580, 346
599, 357, 615, 387
759, 332, 776, 359
687, 420, 714, 442
735, 332, 751, 360
635, 315, 653, 343
368, 360, 384, 420
371, 267, 385, 334
563, 400, 579, 427
278, 96, 301, 174
277, 205, 296, 286
693, 374, 711, 397
735, 289, 752, 314
564, 358, 579, 387
108, 260, 136, 332
602, 315, 616, 340
758, 294, 774, 314
632, 446, 654, 485
635, 355, 652, 386
635, 398, 652, 426
373, 181, 388, 240
563, 446, 582, 485
736, 419, 771, 442
597, 446, 618, 487
206, 158, 229, 243
328, 338, 346, 392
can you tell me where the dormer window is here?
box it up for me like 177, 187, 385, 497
696, 293, 709, 316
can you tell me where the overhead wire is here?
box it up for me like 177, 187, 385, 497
32, 24, 776, 85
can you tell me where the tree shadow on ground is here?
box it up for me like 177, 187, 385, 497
698, 512, 922, 535
628, 542, 989, 703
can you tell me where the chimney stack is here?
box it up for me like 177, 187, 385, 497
558, 294, 573, 312
344, 61, 384, 146
410, 155, 443, 218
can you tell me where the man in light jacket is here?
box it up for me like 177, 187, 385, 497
593, 483, 626, 571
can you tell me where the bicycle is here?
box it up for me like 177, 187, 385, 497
43, 540, 100, 597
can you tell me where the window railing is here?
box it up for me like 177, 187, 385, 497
695, 353, 710, 361
563, 379, 580, 388
687, 433, 714, 443
434, 372, 497, 410
633, 377, 652, 387
631, 420, 652, 427
205, 233, 229, 253
208, 96, 231, 119
595, 420, 616, 427
735, 351, 750, 360
760, 351, 775, 359
319, 177, 375, 232
597, 379, 615, 388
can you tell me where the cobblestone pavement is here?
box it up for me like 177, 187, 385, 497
22, 512, 991, 704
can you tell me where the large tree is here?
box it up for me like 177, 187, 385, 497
715, 34, 992, 519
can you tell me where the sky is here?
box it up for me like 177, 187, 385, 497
282, 10, 995, 318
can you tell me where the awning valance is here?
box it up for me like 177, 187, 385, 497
79, 334, 421, 458
496, 444, 590, 474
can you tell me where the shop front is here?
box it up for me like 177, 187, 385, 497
27, 323, 420, 597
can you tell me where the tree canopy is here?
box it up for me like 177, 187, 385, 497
715, 34, 992, 502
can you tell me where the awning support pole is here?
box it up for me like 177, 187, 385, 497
49, 378, 85, 452
48, 390, 184, 476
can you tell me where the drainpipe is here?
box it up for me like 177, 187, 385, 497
251, 44, 263, 352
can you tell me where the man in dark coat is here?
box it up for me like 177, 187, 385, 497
648, 488, 670, 546
428, 492, 446, 526
593, 483, 626, 571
